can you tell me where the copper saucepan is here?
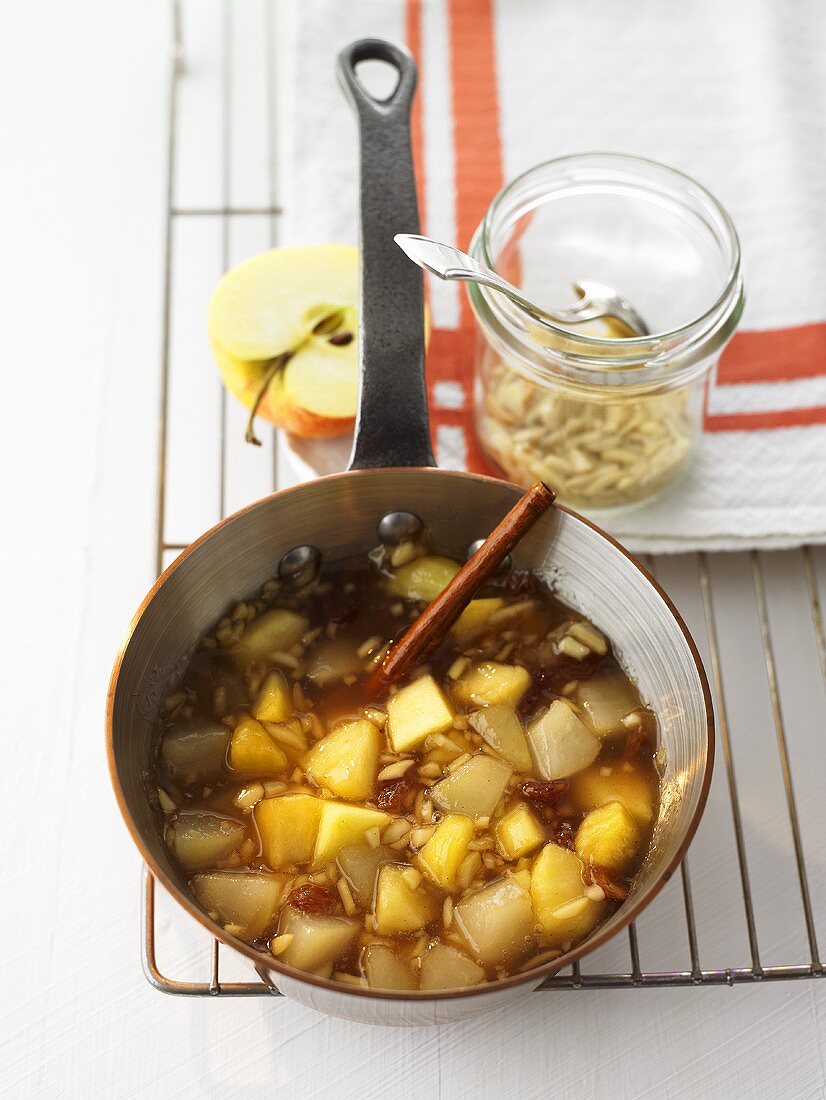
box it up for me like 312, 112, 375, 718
107, 38, 714, 1026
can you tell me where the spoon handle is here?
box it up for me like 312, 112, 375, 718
367, 481, 555, 695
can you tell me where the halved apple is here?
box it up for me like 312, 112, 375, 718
208, 244, 360, 440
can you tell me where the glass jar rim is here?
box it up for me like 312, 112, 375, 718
474, 152, 743, 363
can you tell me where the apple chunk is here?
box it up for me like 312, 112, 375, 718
313, 802, 390, 866
373, 864, 441, 935
416, 814, 475, 891
570, 763, 655, 826
575, 801, 640, 872
387, 555, 461, 602
229, 716, 289, 777
255, 794, 322, 869
494, 802, 545, 860
386, 674, 455, 753
305, 719, 381, 801
452, 662, 531, 709
252, 670, 293, 723
531, 843, 605, 948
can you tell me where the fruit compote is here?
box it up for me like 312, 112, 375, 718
152, 536, 660, 991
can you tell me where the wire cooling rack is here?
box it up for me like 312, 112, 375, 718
142, 0, 826, 997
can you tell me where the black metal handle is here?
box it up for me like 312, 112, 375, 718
338, 38, 435, 471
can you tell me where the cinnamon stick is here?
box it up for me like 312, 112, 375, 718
367, 481, 555, 695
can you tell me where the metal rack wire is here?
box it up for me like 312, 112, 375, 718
142, 0, 825, 997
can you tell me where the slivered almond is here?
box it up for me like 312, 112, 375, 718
357, 635, 383, 659
336, 876, 357, 916
157, 788, 176, 814
270, 934, 294, 957
551, 896, 589, 920
377, 759, 415, 782
381, 818, 412, 845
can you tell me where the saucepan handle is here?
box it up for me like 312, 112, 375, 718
338, 38, 435, 470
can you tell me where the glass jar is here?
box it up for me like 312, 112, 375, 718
468, 154, 744, 514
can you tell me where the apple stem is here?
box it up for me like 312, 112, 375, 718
245, 353, 290, 446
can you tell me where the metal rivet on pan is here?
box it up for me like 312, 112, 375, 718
278, 545, 321, 587
378, 511, 423, 545
467, 538, 511, 573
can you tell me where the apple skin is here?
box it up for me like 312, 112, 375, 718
212, 337, 357, 440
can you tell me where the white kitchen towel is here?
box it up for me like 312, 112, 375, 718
280, 0, 826, 551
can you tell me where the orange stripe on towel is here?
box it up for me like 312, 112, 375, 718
718, 323, 826, 385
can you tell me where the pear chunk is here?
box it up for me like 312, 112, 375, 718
527, 700, 600, 780
419, 944, 485, 990
277, 906, 359, 973
336, 844, 394, 907
430, 756, 512, 821
574, 672, 643, 739
455, 874, 536, 968
233, 609, 308, 669
161, 721, 229, 784
362, 944, 417, 991
170, 813, 244, 871
191, 871, 286, 940
468, 705, 533, 772
386, 674, 455, 753
305, 719, 380, 801
306, 639, 363, 686
452, 662, 531, 708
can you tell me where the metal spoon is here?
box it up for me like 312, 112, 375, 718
394, 233, 650, 337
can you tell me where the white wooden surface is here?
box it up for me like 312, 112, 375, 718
2, 3, 825, 1098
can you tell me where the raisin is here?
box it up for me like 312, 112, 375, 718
549, 819, 577, 850
625, 719, 656, 761
288, 883, 339, 915
518, 667, 557, 716
503, 570, 542, 598
584, 864, 629, 901
375, 778, 415, 814
520, 778, 568, 805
